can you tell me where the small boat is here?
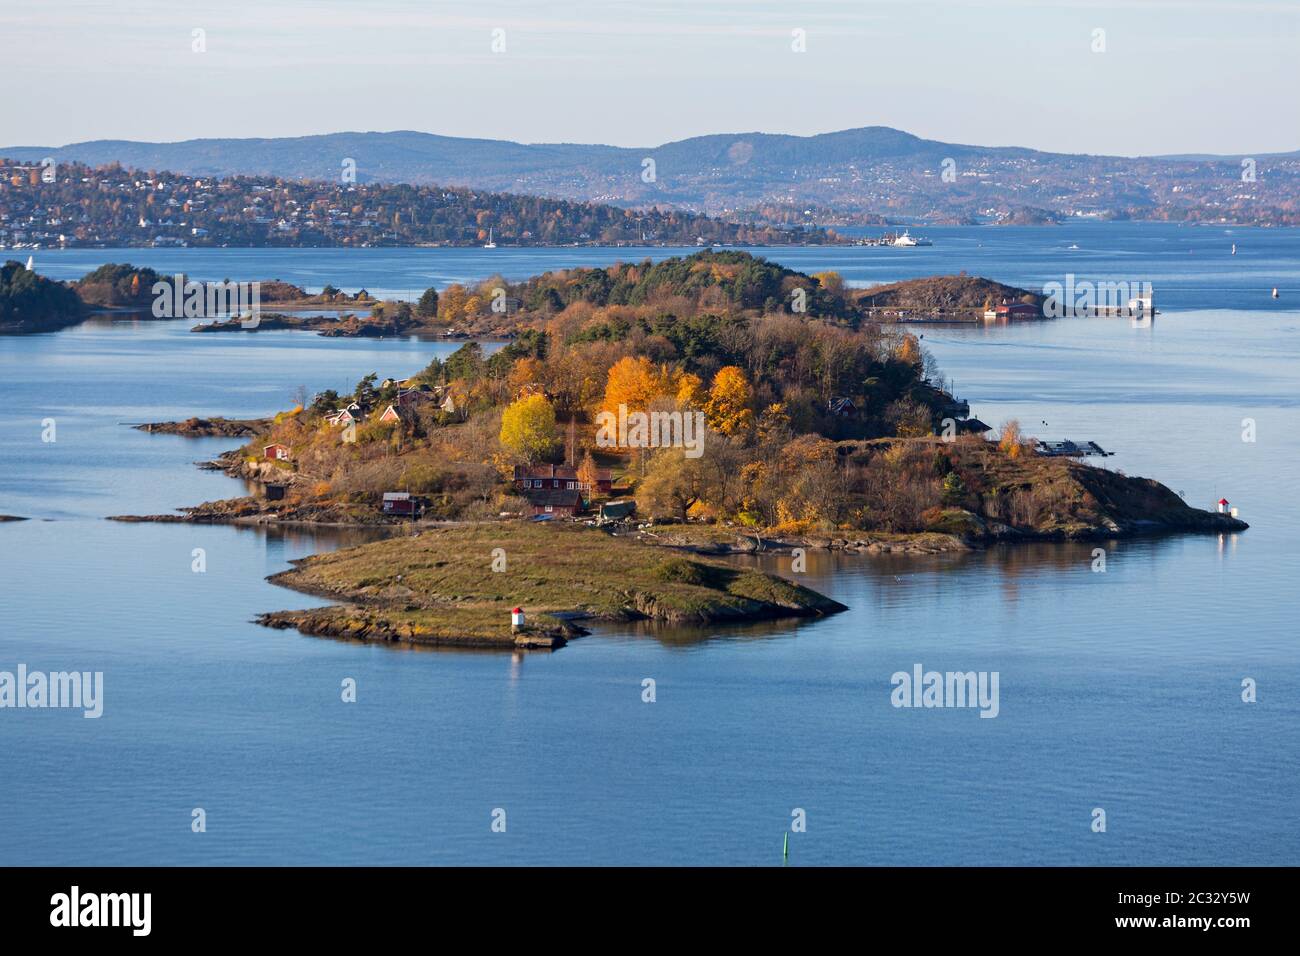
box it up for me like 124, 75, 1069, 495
1273, 288, 1280, 298
1231, 243, 1237, 255
1067, 243, 1080, 250
483, 228, 496, 249
25, 255, 34, 271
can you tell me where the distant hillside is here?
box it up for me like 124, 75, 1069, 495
5, 126, 1298, 225
0, 160, 832, 249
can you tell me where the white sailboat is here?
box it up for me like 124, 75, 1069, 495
1232, 243, 1237, 255
25, 255, 34, 271
484, 228, 496, 249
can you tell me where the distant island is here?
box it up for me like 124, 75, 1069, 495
3, 253, 1054, 335
112, 250, 1246, 647
5, 126, 1296, 226
0, 259, 83, 332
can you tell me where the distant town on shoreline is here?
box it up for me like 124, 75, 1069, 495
2, 125, 1296, 252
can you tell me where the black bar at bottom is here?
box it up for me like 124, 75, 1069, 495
0, 866, 1285, 940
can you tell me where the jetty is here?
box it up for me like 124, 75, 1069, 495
1035, 440, 1113, 458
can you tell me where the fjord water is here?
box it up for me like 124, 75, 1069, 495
2, 223, 1298, 866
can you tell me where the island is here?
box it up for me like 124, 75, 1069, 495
115, 250, 1245, 647
0, 259, 84, 333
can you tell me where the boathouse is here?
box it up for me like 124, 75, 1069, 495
381, 492, 426, 516
263, 442, 291, 461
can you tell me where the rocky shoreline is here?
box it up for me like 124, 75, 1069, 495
257, 605, 585, 650
134, 417, 273, 438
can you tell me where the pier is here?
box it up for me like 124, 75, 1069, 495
1035, 440, 1113, 458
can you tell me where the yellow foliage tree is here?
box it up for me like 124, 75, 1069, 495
499, 394, 558, 464
999, 419, 1026, 460
705, 365, 755, 437
603, 355, 666, 413
894, 333, 923, 367
674, 371, 707, 408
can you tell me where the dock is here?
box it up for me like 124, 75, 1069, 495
1035, 440, 1113, 458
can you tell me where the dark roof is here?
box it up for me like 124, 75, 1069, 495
523, 488, 583, 507
956, 418, 992, 433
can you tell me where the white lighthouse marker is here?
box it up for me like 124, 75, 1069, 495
1217, 497, 1229, 514
511, 607, 525, 630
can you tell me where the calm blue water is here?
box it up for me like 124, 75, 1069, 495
2, 224, 1298, 866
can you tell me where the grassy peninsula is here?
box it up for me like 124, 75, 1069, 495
259, 522, 846, 648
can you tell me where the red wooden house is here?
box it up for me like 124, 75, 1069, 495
523, 488, 583, 518
513, 464, 612, 496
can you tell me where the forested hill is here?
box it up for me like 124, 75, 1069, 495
0, 161, 834, 248
6, 127, 1298, 225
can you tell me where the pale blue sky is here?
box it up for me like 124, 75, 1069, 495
2, 0, 1297, 155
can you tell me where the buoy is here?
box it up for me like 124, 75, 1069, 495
511, 607, 525, 629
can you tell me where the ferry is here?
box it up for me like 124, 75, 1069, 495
892, 230, 932, 247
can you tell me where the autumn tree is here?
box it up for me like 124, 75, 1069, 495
705, 365, 754, 437
603, 355, 667, 413
999, 419, 1029, 459
636, 449, 705, 521
507, 356, 545, 397
674, 371, 707, 408
893, 333, 923, 368
577, 449, 601, 496
499, 393, 558, 464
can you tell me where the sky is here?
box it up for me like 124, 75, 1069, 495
2, 0, 1297, 156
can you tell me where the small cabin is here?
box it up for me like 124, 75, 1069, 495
263, 442, 291, 461
381, 492, 425, 516
827, 397, 857, 417
955, 418, 992, 434
328, 404, 368, 427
